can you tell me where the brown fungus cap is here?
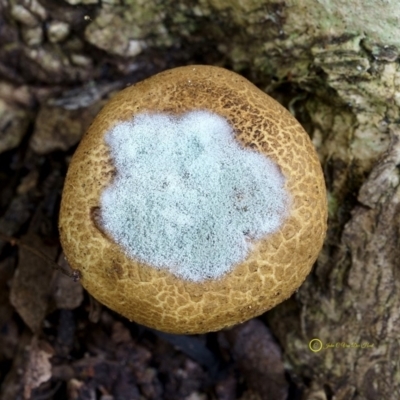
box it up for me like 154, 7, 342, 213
59, 65, 327, 334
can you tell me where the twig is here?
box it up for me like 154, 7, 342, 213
0, 232, 81, 282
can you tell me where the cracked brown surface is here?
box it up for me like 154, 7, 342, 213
59, 65, 327, 334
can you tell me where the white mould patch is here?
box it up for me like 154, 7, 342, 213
100, 110, 290, 282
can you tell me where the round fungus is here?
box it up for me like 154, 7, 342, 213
59, 65, 327, 334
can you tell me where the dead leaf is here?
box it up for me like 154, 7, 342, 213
223, 319, 288, 400
10, 234, 57, 333
52, 253, 83, 310
23, 336, 53, 399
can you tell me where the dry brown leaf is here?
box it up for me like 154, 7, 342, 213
10, 234, 57, 333
52, 253, 83, 310
29, 85, 114, 155
23, 336, 53, 400
223, 319, 288, 400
